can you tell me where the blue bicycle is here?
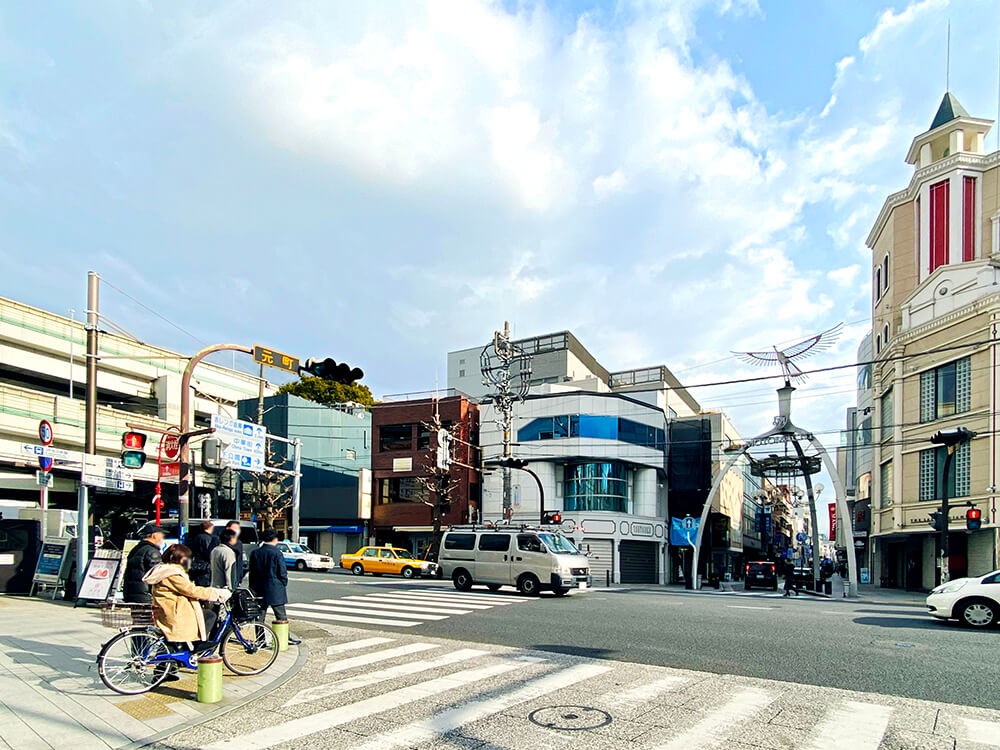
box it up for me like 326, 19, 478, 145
97, 590, 278, 695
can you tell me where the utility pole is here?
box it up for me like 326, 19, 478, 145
291, 438, 302, 544
930, 427, 975, 584
77, 271, 99, 587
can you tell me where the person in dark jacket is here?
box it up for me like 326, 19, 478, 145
782, 560, 799, 597
249, 529, 300, 645
123, 525, 165, 603
188, 520, 219, 587
225, 520, 246, 585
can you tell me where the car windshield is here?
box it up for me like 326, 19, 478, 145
287, 544, 311, 554
538, 533, 579, 555
392, 549, 410, 558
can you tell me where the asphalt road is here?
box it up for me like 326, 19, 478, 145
286, 571, 1000, 710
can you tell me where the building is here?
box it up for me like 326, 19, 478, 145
238, 393, 371, 557
370, 392, 480, 558
866, 91, 1000, 589
0, 295, 269, 541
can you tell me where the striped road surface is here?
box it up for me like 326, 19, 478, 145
284, 587, 533, 628
160, 628, 1000, 750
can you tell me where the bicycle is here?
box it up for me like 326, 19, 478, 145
96, 589, 279, 695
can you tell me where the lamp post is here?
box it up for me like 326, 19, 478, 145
930, 427, 976, 585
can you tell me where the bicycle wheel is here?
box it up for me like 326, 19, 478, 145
221, 621, 279, 676
97, 629, 173, 695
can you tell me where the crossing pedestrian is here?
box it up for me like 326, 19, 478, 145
782, 561, 799, 597
225, 520, 246, 585
189, 520, 218, 586
249, 529, 301, 645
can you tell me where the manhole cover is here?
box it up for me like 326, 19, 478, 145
528, 705, 612, 731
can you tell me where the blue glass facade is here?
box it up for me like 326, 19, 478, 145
517, 415, 664, 449
563, 462, 629, 512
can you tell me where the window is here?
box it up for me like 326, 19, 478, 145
919, 358, 971, 422
919, 443, 971, 501
379, 424, 413, 452
363, 548, 379, 558
859, 417, 873, 446
517, 534, 543, 553
517, 415, 664, 449
379, 549, 395, 559
879, 461, 892, 508
883, 255, 890, 292
875, 267, 882, 301
880, 389, 893, 442
444, 533, 475, 551
857, 364, 872, 391
564, 462, 629, 513
458, 369, 465, 377
963, 176, 976, 262
478, 534, 511, 552
379, 477, 420, 504
929, 179, 949, 273
882, 323, 889, 348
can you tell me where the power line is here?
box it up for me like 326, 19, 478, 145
99, 275, 208, 347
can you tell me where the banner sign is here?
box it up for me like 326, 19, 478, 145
669, 516, 700, 547
828, 502, 837, 540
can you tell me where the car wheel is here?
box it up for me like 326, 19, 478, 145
351, 563, 364, 576
401, 566, 415, 579
453, 569, 473, 591
435, 566, 444, 579
517, 574, 541, 597
959, 598, 998, 629
487, 584, 502, 592
295, 560, 307, 571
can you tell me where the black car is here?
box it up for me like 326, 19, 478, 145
744, 561, 778, 591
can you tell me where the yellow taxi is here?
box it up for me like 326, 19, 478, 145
340, 546, 437, 579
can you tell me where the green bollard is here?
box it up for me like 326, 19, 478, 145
196, 656, 224, 704
273, 620, 289, 652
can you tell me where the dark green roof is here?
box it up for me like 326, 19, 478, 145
929, 92, 969, 131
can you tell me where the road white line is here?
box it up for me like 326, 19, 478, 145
963, 717, 1000, 747
804, 701, 892, 750
355, 593, 497, 610
726, 605, 775, 611
284, 607, 422, 628
326, 637, 396, 655
403, 589, 526, 603
285, 649, 490, 708
604, 674, 689, 710
353, 663, 613, 750
203, 661, 522, 750
289, 602, 451, 621
402, 591, 524, 605
324, 642, 440, 674
655, 688, 775, 750
336, 597, 475, 615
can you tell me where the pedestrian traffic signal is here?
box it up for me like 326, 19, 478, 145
542, 511, 562, 525
927, 510, 945, 532
301, 357, 364, 384
121, 431, 147, 469
966, 507, 982, 531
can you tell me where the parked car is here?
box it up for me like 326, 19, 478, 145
340, 546, 438, 578
744, 561, 778, 591
277, 541, 334, 572
926, 569, 1000, 629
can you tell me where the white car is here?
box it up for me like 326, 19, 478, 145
278, 541, 335, 572
926, 569, 1000, 629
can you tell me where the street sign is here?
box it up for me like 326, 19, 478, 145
38, 420, 54, 446
82, 454, 134, 491
159, 462, 180, 479
253, 345, 300, 374
36, 471, 53, 487
796, 532, 808, 543
211, 415, 266, 472
161, 432, 181, 462
21, 444, 81, 461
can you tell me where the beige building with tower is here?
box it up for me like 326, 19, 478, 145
867, 92, 1000, 590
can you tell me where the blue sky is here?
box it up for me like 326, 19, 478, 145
2, 0, 999, 449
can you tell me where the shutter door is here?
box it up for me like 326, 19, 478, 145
620, 540, 657, 584
967, 530, 995, 577
582, 539, 613, 583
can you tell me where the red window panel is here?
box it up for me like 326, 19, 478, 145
929, 180, 949, 273
963, 176, 976, 262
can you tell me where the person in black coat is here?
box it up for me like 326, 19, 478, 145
249, 529, 300, 645
123, 525, 165, 603
225, 520, 246, 585
188, 520, 219, 587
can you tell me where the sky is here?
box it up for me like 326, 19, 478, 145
3, 0, 1000, 481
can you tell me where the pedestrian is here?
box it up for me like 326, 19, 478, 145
210, 528, 240, 590
224, 520, 246, 585
782, 561, 799, 597
143, 544, 230, 649
249, 529, 301, 645
188, 520, 218, 587
123, 524, 165, 604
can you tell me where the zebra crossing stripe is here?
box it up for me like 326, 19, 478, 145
804, 701, 892, 750
284, 606, 422, 628
336, 597, 476, 615
323, 642, 440, 675
351, 662, 613, 750
355, 593, 496, 609
604, 674, 689, 709
326, 637, 395, 655
402, 589, 525, 604
655, 688, 775, 750
202, 661, 523, 750
285, 649, 490, 708
963, 717, 1000, 747
289, 601, 451, 621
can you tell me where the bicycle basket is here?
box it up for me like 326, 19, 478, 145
100, 602, 154, 629
231, 589, 263, 622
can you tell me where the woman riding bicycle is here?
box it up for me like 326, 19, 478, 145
142, 543, 230, 648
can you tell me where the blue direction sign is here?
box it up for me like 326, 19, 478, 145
796, 532, 808, 543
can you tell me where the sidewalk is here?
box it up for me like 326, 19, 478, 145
0, 595, 304, 750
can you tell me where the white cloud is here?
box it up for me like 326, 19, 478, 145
859, 0, 948, 55
592, 169, 626, 198
827, 265, 861, 287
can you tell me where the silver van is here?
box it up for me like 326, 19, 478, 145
439, 526, 591, 596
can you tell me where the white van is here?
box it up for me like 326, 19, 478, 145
439, 526, 591, 596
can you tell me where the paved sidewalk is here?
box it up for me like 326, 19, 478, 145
0, 595, 304, 750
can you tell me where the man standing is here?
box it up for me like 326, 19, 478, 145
225, 520, 245, 585
123, 524, 165, 603
211, 528, 240, 590
189, 520, 218, 586
249, 530, 301, 645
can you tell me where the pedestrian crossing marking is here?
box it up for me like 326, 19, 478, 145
284, 606, 423, 628
604, 674, 689, 710
323, 642, 440, 675
292, 601, 452, 621
654, 688, 775, 750
963, 717, 1000, 747
360, 593, 499, 609
325, 637, 395, 655
804, 701, 893, 750
337, 596, 476, 615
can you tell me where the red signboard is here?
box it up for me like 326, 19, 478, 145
828, 502, 837, 539
159, 462, 180, 479
161, 433, 181, 462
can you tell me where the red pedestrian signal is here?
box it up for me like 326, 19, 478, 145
966, 507, 982, 531
122, 432, 146, 450
121, 431, 147, 469
542, 511, 562, 525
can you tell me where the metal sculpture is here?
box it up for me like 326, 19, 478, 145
735, 323, 843, 385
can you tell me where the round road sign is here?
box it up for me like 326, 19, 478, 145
39, 456, 53, 473
161, 432, 181, 462
38, 420, 54, 446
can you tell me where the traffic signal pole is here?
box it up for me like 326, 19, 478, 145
938, 445, 956, 585
77, 271, 100, 588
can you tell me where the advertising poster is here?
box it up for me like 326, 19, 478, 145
76, 556, 121, 601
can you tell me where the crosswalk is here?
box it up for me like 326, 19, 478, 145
193, 633, 1000, 750
284, 587, 532, 628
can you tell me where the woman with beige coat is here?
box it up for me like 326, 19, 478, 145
142, 543, 230, 646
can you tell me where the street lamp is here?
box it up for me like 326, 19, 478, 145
929, 427, 976, 584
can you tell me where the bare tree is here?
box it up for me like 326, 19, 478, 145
412, 410, 471, 560
242, 443, 294, 530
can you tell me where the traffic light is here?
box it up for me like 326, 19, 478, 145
121, 431, 147, 469
966, 507, 982, 531
495, 457, 528, 469
542, 511, 562, 525
301, 357, 364, 385
928, 510, 945, 532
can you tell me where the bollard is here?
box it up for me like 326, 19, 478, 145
605, 570, 610, 588
273, 620, 289, 652
196, 656, 224, 704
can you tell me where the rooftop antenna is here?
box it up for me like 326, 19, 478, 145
946, 20, 951, 91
